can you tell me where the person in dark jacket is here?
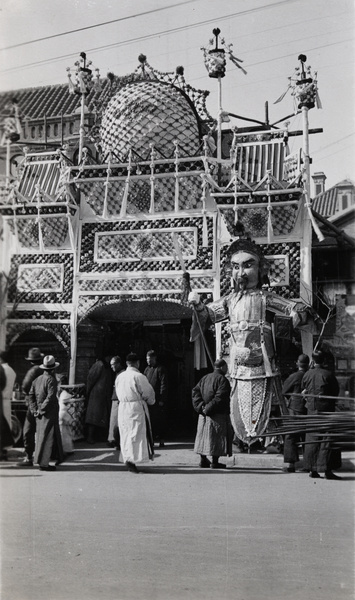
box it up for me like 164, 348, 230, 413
192, 358, 233, 469
282, 353, 310, 473
144, 350, 168, 447
17, 347, 44, 467
302, 349, 341, 480
85, 356, 113, 444
29, 355, 64, 471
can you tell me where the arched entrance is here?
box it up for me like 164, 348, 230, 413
7, 326, 70, 385
77, 299, 201, 439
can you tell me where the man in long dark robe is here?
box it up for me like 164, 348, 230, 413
144, 350, 168, 447
192, 358, 233, 469
282, 353, 309, 472
17, 347, 44, 467
29, 355, 64, 471
302, 349, 341, 480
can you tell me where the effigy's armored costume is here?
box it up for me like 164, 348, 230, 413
190, 238, 311, 447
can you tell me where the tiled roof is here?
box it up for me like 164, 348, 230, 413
0, 81, 111, 120
312, 186, 338, 217
312, 180, 354, 217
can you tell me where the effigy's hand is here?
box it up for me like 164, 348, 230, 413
188, 291, 200, 305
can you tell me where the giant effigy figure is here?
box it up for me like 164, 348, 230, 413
188, 237, 313, 448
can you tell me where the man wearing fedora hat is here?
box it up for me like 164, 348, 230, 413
17, 348, 44, 467
28, 355, 63, 471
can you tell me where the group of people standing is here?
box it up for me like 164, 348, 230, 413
0, 344, 345, 479
2, 348, 65, 471
191, 349, 343, 479
282, 349, 341, 479
84, 349, 168, 473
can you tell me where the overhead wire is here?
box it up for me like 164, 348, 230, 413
0, 0, 201, 51
0, 0, 301, 74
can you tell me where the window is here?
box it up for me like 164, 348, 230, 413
315, 183, 322, 195
341, 194, 349, 210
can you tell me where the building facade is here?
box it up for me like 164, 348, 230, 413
0, 53, 340, 428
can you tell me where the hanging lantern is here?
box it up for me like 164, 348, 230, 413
202, 28, 226, 79
66, 52, 101, 96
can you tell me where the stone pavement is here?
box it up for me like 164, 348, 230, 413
1, 442, 354, 600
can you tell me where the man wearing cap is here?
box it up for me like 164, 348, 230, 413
17, 348, 44, 467
116, 353, 155, 473
302, 350, 341, 480
281, 354, 310, 473
107, 355, 125, 450
144, 350, 168, 448
28, 355, 64, 471
192, 358, 233, 469
189, 237, 313, 451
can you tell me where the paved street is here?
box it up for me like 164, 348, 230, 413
1, 442, 354, 600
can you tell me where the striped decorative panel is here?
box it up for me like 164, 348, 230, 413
234, 140, 285, 183
18, 154, 61, 200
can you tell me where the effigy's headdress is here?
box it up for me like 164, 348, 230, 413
227, 237, 264, 262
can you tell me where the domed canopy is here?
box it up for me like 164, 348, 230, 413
100, 80, 201, 159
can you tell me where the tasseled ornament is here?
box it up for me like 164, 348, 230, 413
120, 178, 129, 219
102, 154, 111, 219
174, 175, 179, 212
267, 203, 274, 243
260, 323, 273, 377
305, 198, 325, 242
78, 71, 87, 94
181, 271, 191, 305
202, 210, 208, 247
67, 71, 76, 94
172, 232, 186, 272
120, 150, 131, 218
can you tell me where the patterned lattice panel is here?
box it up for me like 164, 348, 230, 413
154, 177, 175, 212
76, 173, 203, 216
264, 255, 289, 286
17, 263, 64, 292
126, 179, 151, 214
221, 204, 298, 238
80, 217, 214, 274
96, 228, 196, 263
8, 254, 74, 303
79, 275, 214, 293
7, 215, 70, 249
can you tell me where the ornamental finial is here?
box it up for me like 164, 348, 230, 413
274, 54, 321, 111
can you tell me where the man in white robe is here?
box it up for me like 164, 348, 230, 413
116, 353, 155, 473
0, 351, 16, 456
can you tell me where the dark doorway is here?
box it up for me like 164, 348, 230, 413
105, 319, 197, 440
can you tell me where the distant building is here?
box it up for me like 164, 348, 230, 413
311, 175, 355, 395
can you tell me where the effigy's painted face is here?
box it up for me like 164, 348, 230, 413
231, 251, 260, 290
